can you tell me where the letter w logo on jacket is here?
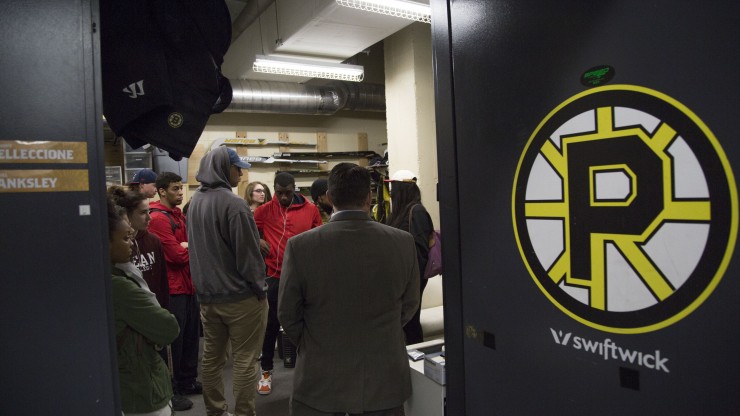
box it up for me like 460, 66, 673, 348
123, 80, 145, 98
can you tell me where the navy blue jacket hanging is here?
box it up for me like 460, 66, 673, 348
101, 0, 233, 160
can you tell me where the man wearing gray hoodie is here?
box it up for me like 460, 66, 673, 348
187, 146, 268, 416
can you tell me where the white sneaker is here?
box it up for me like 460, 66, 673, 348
257, 370, 272, 395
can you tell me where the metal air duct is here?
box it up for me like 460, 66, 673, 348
226, 79, 385, 115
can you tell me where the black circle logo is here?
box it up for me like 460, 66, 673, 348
512, 85, 737, 333
168, 112, 184, 129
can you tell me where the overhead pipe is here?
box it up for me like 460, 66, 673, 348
225, 79, 386, 115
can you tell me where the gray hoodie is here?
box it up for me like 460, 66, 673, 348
187, 147, 266, 303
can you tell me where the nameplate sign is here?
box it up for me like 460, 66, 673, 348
0, 169, 89, 193
0, 141, 88, 164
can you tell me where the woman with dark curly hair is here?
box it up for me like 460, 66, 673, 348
108, 185, 170, 309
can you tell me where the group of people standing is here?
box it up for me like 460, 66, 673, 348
107, 145, 436, 416
109, 167, 201, 414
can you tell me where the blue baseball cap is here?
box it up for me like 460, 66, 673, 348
226, 147, 251, 169
130, 168, 157, 184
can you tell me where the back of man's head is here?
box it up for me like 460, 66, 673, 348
275, 172, 295, 188
310, 179, 328, 202
328, 163, 371, 210
156, 171, 183, 193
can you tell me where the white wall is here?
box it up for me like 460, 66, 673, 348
188, 111, 388, 197
384, 22, 439, 227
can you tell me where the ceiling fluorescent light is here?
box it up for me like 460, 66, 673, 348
253, 55, 365, 82
336, 0, 431, 24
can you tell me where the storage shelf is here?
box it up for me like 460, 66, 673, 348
123, 139, 152, 183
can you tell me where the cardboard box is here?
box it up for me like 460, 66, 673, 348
423, 352, 446, 385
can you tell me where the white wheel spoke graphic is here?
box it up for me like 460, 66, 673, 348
513, 85, 737, 333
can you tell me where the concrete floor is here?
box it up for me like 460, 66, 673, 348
178, 341, 294, 416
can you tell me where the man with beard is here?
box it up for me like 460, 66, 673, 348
279, 163, 420, 415
187, 146, 268, 416
310, 178, 333, 223
128, 168, 158, 198
254, 172, 321, 395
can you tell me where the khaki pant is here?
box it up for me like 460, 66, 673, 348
201, 296, 268, 416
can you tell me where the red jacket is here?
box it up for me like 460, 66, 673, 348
255, 194, 322, 278
148, 201, 194, 295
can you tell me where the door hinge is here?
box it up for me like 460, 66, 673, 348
465, 324, 496, 350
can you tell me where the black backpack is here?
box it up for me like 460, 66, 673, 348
149, 208, 181, 234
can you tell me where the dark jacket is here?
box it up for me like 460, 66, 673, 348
278, 210, 420, 413
132, 230, 170, 308
395, 204, 434, 280
187, 146, 267, 303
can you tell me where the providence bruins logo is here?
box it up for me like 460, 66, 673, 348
168, 112, 184, 128
512, 85, 737, 333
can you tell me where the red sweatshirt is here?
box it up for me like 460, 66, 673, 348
254, 194, 321, 278
148, 201, 194, 295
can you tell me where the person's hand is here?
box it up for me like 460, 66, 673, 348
180, 242, 188, 249
259, 239, 270, 257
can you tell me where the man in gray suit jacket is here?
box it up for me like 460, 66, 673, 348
278, 162, 420, 416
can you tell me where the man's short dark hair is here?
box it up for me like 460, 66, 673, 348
328, 163, 371, 209
155, 171, 183, 192
310, 179, 328, 202
275, 172, 295, 188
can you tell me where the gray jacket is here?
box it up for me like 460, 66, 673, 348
278, 210, 419, 413
187, 146, 266, 303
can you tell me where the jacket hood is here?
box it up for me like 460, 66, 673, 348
267, 191, 309, 209
291, 192, 308, 206
196, 146, 233, 189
